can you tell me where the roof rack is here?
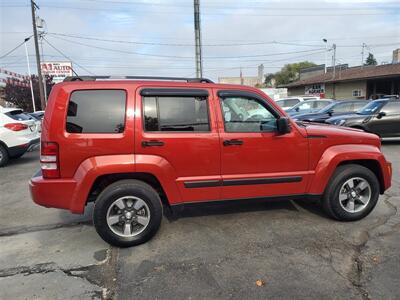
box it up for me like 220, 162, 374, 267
63, 76, 214, 83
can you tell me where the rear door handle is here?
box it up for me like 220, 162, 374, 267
142, 140, 165, 147
223, 139, 244, 146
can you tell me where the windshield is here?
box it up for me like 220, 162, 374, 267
357, 101, 386, 115
319, 102, 337, 113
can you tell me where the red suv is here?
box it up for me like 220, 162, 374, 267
30, 76, 392, 247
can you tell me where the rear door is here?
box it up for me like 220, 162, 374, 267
215, 89, 309, 200
135, 87, 221, 203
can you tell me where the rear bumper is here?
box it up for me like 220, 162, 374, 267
8, 137, 40, 157
29, 169, 83, 213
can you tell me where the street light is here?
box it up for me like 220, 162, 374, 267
323, 38, 328, 74
24, 37, 36, 112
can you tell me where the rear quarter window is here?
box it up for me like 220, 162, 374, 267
66, 89, 126, 133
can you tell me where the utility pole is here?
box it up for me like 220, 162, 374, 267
24, 37, 36, 112
193, 0, 203, 78
361, 43, 366, 68
332, 43, 337, 78
30, 0, 46, 110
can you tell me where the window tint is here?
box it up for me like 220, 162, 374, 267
285, 99, 300, 107
143, 96, 210, 132
66, 90, 126, 133
5, 110, 33, 121
353, 102, 367, 111
333, 102, 353, 113
220, 97, 277, 132
314, 101, 330, 109
382, 102, 400, 114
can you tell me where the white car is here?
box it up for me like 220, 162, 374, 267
275, 96, 320, 110
0, 107, 40, 167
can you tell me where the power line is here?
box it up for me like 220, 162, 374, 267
48, 35, 326, 59
0, 37, 32, 59
43, 37, 95, 75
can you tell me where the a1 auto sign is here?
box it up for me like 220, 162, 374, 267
41, 62, 73, 83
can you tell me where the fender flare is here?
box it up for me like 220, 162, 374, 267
69, 154, 181, 213
307, 144, 386, 195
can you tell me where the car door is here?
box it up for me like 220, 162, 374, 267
369, 102, 400, 137
215, 89, 309, 200
135, 87, 221, 203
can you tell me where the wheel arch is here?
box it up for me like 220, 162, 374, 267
308, 144, 388, 195
336, 160, 385, 194
88, 172, 170, 207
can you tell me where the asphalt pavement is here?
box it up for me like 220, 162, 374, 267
0, 142, 399, 299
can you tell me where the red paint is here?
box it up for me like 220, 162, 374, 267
30, 80, 392, 214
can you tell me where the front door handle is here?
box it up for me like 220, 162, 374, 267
223, 139, 244, 146
142, 140, 165, 147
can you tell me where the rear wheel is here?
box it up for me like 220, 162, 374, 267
93, 179, 163, 247
0, 145, 9, 167
322, 164, 380, 221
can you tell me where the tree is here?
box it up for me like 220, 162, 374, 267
365, 53, 377, 66
4, 75, 54, 112
265, 61, 317, 86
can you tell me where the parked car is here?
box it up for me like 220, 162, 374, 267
286, 99, 334, 117
326, 99, 400, 137
30, 76, 392, 247
0, 107, 40, 167
293, 100, 368, 123
29, 111, 45, 120
275, 96, 319, 110
28, 111, 44, 133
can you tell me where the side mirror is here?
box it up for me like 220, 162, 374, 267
295, 107, 300, 112
377, 111, 386, 119
276, 117, 291, 135
327, 109, 334, 116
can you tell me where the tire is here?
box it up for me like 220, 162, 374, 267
0, 144, 9, 167
322, 164, 380, 221
93, 179, 163, 247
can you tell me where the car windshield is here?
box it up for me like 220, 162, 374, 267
357, 101, 386, 115
318, 102, 337, 113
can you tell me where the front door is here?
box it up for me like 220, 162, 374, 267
215, 89, 310, 200
368, 102, 400, 137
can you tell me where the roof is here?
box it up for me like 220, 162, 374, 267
282, 63, 400, 88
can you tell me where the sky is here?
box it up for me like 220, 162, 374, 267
0, 0, 399, 81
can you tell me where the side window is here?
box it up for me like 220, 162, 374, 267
353, 102, 367, 111
382, 102, 400, 115
286, 99, 300, 107
334, 103, 352, 113
314, 101, 329, 109
143, 96, 210, 132
220, 97, 277, 133
66, 90, 126, 133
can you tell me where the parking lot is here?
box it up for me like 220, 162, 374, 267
0, 142, 399, 299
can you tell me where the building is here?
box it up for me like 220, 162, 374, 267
219, 64, 264, 87
283, 49, 400, 100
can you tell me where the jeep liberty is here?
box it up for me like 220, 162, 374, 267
29, 76, 392, 247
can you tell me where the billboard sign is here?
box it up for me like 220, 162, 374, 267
305, 83, 325, 96
41, 62, 73, 83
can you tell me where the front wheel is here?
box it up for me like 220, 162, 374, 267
93, 179, 163, 247
322, 164, 380, 221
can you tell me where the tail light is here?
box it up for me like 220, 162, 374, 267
4, 123, 28, 131
41, 142, 60, 178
